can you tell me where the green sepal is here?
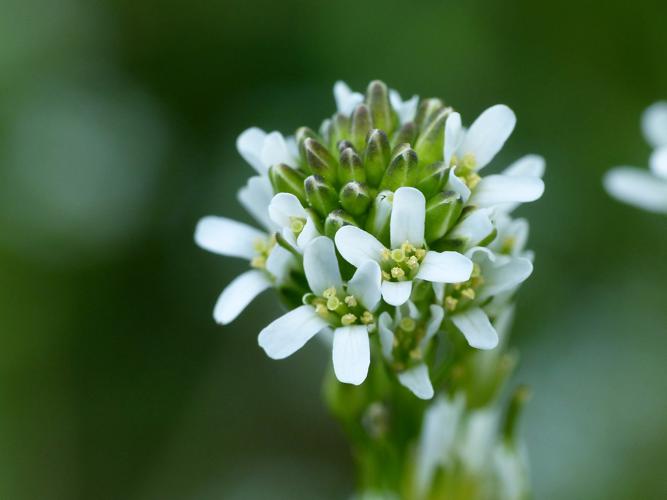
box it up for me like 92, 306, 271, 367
304, 137, 338, 185
414, 107, 451, 167
324, 209, 358, 239
364, 129, 391, 188
414, 97, 445, 132
366, 80, 394, 134
328, 113, 350, 150
269, 163, 307, 204
340, 181, 372, 216
379, 144, 419, 191
339, 147, 366, 184
392, 121, 417, 149
305, 174, 339, 217
416, 162, 449, 199
424, 191, 463, 243
350, 104, 373, 151
366, 190, 393, 246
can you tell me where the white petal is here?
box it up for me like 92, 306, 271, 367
260, 131, 294, 169
258, 305, 327, 359
650, 146, 667, 179
238, 176, 276, 231
378, 312, 395, 360
303, 236, 342, 296
603, 167, 667, 213
390, 90, 419, 123
348, 260, 382, 311
470, 174, 544, 207
444, 112, 463, 168
194, 216, 264, 259
236, 127, 267, 174
461, 105, 516, 170
398, 363, 434, 400
381, 280, 413, 306
296, 215, 320, 249
268, 192, 307, 227
390, 187, 426, 247
432, 282, 445, 302
449, 209, 495, 248
333, 81, 364, 115
422, 305, 444, 348
417, 251, 473, 283
446, 166, 471, 202
265, 245, 293, 283
451, 307, 499, 350
493, 216, 529, 256
503, 154, 546, 178
213, 270, 271, 324
479, 256, 533, 300
641, 101, 667, 148
334, 225, 384, 268
332, 325, 370, 385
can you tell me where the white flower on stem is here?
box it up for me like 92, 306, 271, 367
378, 302, 444, 399
334, 81, 364, 116
268, 192, 320, 251
447, 208, 497, 251
335, 187, 473, 307
444, 247, 532, 350
258, 237, 382, 385
195, 177, 294, 324
604, 102, 667, 214
389, 89, 419, 124
236, 127, 298, 176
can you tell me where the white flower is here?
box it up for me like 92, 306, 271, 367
236, 127, 298, 175
335, 187, 473, 306
378, 302, 444, 399
389, 89, 419, 124
604, 101, 667, 213
258, 236, 382, 385
195, 176, 295, 324
268, 192, 321, 251
334, 81, 364, 116
442, 247, 532, 350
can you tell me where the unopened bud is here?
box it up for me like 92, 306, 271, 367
328, 113, 350, 150
339, 147, 366, 184
414, 98, 445, 131
340, 181, 371, 216
424, 191, 463, 243
416, 162, 449, 198
379, 144, 419, 191
305, 175, 339, 218
296, 127, 318, 169
365, 190, 393, 244
414, 107, 451, 166
364, 129, 391, 187
269, 164, 307, 204
324, 209, 358, 239
366, 80, 394, 134
304, 138, 338, 185
350, 104, 373, 151
392, 121, 417, 148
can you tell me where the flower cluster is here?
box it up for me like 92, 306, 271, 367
604, 101, 667, 213
195, 80, 544, 398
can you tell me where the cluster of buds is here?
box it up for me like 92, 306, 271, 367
195, 80, 545, 498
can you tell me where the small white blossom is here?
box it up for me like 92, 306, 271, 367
236, 127, 298, 175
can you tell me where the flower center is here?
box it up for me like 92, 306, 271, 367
289, 216, 306, 235
450, 153, 481, 188
390, 316, 426, 371
250, 235, 276, 269
444, 263, 484, 312
312, 286, 375, 328
380, 242, 426, 282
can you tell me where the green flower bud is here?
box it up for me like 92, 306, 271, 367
324, 209, 357, 239
392, 121, 417, 148
340, 181, 371, 216
350, 104, 373, 151
502, 385, 531, 444
339, 147, 366, 184
416, 162, 449, 199
364, 129, 391, 188
379, 144, 419, 191
424, 191, 463, 243
337, 140, 355, 154
304, 137, 338, 185
366, 190, 393, 245
414, 107, 451, 167
296, 127, 319, 169
269, 163, 307, 203
328, 113, 350, 150
305, 174, 339, 217
414, 97, 445, 132
366, 80, 394, 134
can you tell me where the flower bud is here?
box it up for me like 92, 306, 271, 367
296, 126, 319, 169
424, 191, 463, 243
414, 107, 451, 167
379, 144, 419, 191
366, 80, 394, 134
365, 190, 393, 245
305, 174, 339, 218
392, 121, 417, 148
269, 163, 307, 203
339, 147, 366, 184
324, 209, 357, 238
502, 385, 531, 444
364, 129, 391, 187
416, 162, 449, 198
328, 113, 350, 150
350, 104, 373, 151
304, 137, 338, 185
414, 97, 445, 131
340, 181, 371, 216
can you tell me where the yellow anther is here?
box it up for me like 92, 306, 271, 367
445, 296, 459, 311
449, 154, 459, 167
344, 295, 358, 307
390, 248, 406, 263
471, 263, 482, 278
391, 267, 405, 279
399, 317, 416, 332
466, 172, 481, 189
409, 348, 422, 360
253, 238, 268, 253
406, 256, 419, 269
461, 288, 476, 300
462, 153, 476, 169
381, 248, 392, 261
341, 313, 357, 326
401, 241, 415, 254
322, 287, 337, 299
289, 217, 305, 234
382, 271, 391, 280
250, 256, 266, 269
315, 304, 328, 316
326, 296, 340, 311
471, 276, 485, 288
361, 311, 374, 324
501, 237, 516, 254
414, 248, 426, 259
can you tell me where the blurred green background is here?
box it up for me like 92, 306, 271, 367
1, 0, 666, 498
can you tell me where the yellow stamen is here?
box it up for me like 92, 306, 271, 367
344, 295, 358, 307
445, 296, 458, 311
341, 313, 357, 326
390, 248, 406, 263
326, 296, 340, 311
391, 267, 405, 279
361, 311, 374, 324
399, 317, 415, 332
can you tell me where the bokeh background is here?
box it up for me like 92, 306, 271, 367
1, 0, 666, 498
